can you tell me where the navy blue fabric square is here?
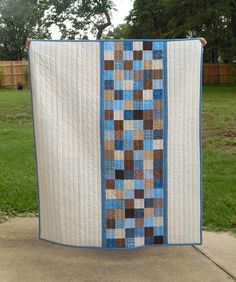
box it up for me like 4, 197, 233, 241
124, 110, 133, 120
125, 228, 135, 238
153, 50, 162, 59
115, 90, 123, 100
145, 198, 153, 208
154, 129, 163, 139
145, 237, 154, 245
144, 70, 152, 80
125, 170, 134, 179
115, 140, 124, 150
105, 80, 114, 90
135, 208, 144, 218
153, 89, 163, 99
107, 239, 116, 248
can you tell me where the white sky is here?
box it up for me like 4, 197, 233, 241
50, 0, 134, 39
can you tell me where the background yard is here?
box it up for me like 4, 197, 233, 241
0, 86, 236, 232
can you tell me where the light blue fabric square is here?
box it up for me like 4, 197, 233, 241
104, 70, 114, 80
125, 190, 134, 199
144, 217, 154, 227
154, 188, 164, 198
123, 51, 133, 60
133, 100, 144, 110
104, 101, 114, 110
135, 179, 144, 188
125, 218, 135, 228
116, 180, 124, 189
106, 229, 116, 239
153, 41, 164, 51
154, 226, 164, 236
115, 160, 124, 169
144, 140, 153, 150
104, 120, 114, 130
114, 100, 123, 110
124, 130, 133, 140
144, 169, 153, 178
104, 130, 114, 140
143, 100, 153, 110
145, 189, 154, 198
124, 90, 133, 100
134, 150, 144, 160
143, 50, 153, 60
134, 120, 143, 129
116, 219, 125, 228
115, 60, 124, 70
114, 80, 123, 90
124, 71, 134, 80
133, 80, 143, 90
153, 79, 163, 89
133, 60, 142, 70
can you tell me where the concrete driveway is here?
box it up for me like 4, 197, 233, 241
0, 217, 235, 282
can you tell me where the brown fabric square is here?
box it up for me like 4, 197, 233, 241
115, 42, 123, 51
106, 209, 115, 219
125, 209, 135, 218
104, 60, 114, 70
143, 120, 153, 129
115, 209, 125, 219
153, 69, 163, 79
145, 227, 153, 237
125, 160, 134, 170
143, 41, 152, 50
105, 150, 114, 160
106, 179, 115, 189
105, 141, 114, 150
143, 110, 153, 120
134, 71, 143, 80
116, 239, 125, 248
144, 80, 152, 89
154, 199, 163, 208
106, 219, 115, 229
154, 149, 163, 160
154, 168, 162, 178
135, 189, 144, 199
105, 110, 114, 120
115, 170, 124, 179
154, 236, 163, 244
135, 218, 144, 228
133, 50, 143, 60
134, 140, 143, 150
114, 120, 123, 130
115, 130, 123, 140
133, 110, 143, 120
134, 90, 143, 100
124, 150, 133, 160
115, 50, 123, 60
134, 169, 144, 179
124, 60, 133, 70
125, 199, 134, 208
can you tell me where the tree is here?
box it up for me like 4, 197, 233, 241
44, 0, 115, 39
104, 23, 132, 39
0, 0, 49, 60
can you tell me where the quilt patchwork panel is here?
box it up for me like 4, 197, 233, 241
102, 41, 166, 248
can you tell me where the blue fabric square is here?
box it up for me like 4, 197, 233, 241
143, 100, 153, 110
154, 178, 163, 188
124, 41, 133, 50
115, 140, 124, 150
154, 109, 162, 119
124, 90, 133, 100
104, 120, 114, 130
106, 229, 116, 238
104, 41, 114, 50
144, 217, 154, 227
143, 51, 153, 60
124, 70, 133, 80
123, 51, 133, 60
154, 188, 164, 198
143, 70, 152, 80
145, 237, 154, 245
124, 110, 133, 120
133, 60, 142, 70
125, 190, 134, 199
133, 80, 143, 90
144, 169, 153, 178
154, 207, 163, 217
114, 80, 123, 90
104, 70, 114, 80
135, 228, 144, 237
144, 140, 153, 150
153, 50, 163, 59
124, 140, 134, 150
145, 189, 154, 198
153, 79, 163, 89
105, 169, 115, 179
115, 160, 124, 169
105, 160, 115, 170
153, 41, 164, 51
104, 101, 114, 110
144, 130, 153, 140
134, 161, 143, 170
124, 130, 133, 140
134, 150, 143, 160
134, 179, 144, 188
126, 238, 135, 248
135, 209, 144, 218
133, 100, 144, 110
114, 100, 123, 110
104, 130, 114, 140
106, 239, 116, 248
114, 90, 123, 100
115, 60, 123, 70
145, 198, 153, 208
154, 226, 164, 236
105, 80, 114, 90
125, 228, 135, 238
153, 89, 163, 99
116, 219, 125, 228
154, 160, 163, 169
125, 219, 135, 228
116, 180, 124, 189
134, 120, 143, 129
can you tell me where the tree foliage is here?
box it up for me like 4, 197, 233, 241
0, 0, 48, 60
44, 0, 115, 39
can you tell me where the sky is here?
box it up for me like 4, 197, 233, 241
50, 0, 134, 39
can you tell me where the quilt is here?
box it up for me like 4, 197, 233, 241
29, 39, 203, 249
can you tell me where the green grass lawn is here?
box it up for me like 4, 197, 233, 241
0, 86, 236, 232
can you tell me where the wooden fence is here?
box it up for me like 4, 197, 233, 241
0, 61, 235, 88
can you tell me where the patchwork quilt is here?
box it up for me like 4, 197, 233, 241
29, 39, 203, 249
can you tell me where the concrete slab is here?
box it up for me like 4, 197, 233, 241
198, 231, 236, 279
0, 217, 233, 282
